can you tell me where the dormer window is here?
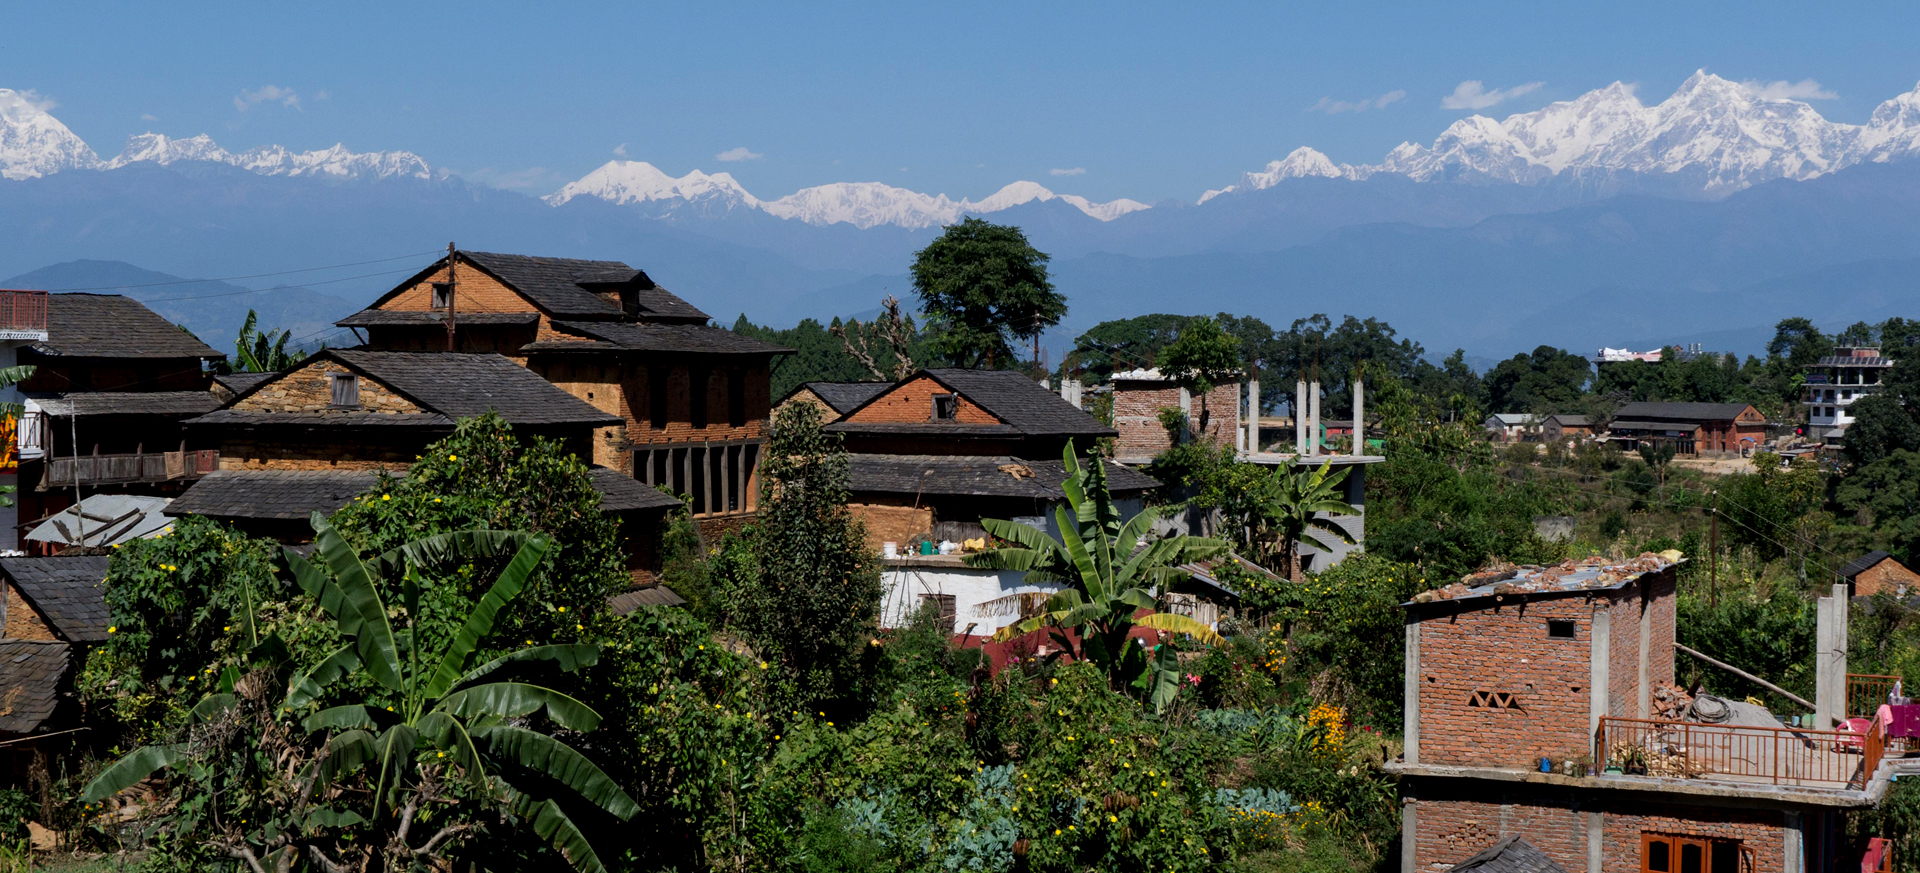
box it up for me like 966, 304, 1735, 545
330, 372, 360, 408
620, 287, 640, 317
932, 394, 958, 421
431, 282, 453, 310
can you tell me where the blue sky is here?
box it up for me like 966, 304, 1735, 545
9, 0, 1920, 203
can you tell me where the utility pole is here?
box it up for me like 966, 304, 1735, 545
1710, 489, 1719, 607
443, 241, 458, 352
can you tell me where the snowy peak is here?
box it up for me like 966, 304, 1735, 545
544, 160, 759, 210
105, 134, 431, 180
762, 182, 961, 229
110, 133, 231, 166
0, 89, 100, 180
1205, 71, 1920, 199
956, 181, 1149, 221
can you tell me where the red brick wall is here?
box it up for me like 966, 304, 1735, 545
1112, 379, 1238, 458
1852, 557, 1920, 597
1411, 795, 1585, 871
1647, 570, 1677, 697
846, 375, 998, 425
1408, 793, 1792, 873
1599, 802, 1787, 873
1415, 599, 1597, 768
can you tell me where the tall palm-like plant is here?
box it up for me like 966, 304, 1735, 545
235, 309, 298, 372
967, 443, 1229, 711
84, 518, 637, 873
1258, 460, 1360, 580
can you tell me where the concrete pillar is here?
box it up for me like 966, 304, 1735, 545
1308, 379, 1321, 457
1404, 620, 1421, 765
1234, 383, 1247, 454
1586, 811, 1603, 873
1295, 380, 1308, 455
1590, 605, 1612, 732
1401, 802, 1416, 873
1815, 584, 1849, 728
1351, 375, 1364, 456
1783, 812, 1803, 873
1247, 377, 1260, 452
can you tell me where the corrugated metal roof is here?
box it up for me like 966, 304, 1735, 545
24, 494, 173, 547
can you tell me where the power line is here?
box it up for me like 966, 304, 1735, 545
27, 250, 443, 292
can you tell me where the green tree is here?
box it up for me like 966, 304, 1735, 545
968, 444, 1227, 711
83, 521, 638, 872
1158, 316, 1243, 439
233, 309, 299, 372
1069, 313, 1196, 382
1255, 460, 1361, 580
910, 218, 1065, 369
717, 401, 884, 715
1483, 346, 1591, 413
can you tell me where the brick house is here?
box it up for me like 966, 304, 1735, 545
1603, 403, 1767, 458
12, 294, 227, 552
1110, 368, 1242, 462
335, 250, 790, 539
1543, 414, 1595, 442
171, 349, 682, 584
777, 381, 890, 424
1838, 551, 1919, 599
1390, 557, 1915, 873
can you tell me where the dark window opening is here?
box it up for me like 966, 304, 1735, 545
649, 367, 669, 429
932, 393, 957, 420
728, 368, 747, 428
920, 593, 957, 629
620, 287, 640, 317
1548, 620, 1576, 639
431, 282, 453, 310
635, 440, 763, 518
690, 367, 711, 429
1642, 834, 1745, 873
329, 372, 360, 408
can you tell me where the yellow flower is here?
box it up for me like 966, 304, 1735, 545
381, 494, 390, 501
108, 626, 116, 634
1108, 815, 1117, 823
186, 675, 194, 681
759, 661, 768, 670
448, 454, 457, 461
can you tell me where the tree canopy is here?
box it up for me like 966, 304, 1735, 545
910, 218, 1065, 369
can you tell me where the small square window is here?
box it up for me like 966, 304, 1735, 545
430, 282, 453, 310
329, 372, 360, 408
932, 394, 958, 420
1548, 620, 1575, 639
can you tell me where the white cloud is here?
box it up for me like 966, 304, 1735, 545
314, 90, 330, 101
140, 113, 159, 122
1049, 167, 1087, 176
612, 143, 628, 157
1742, 78, 1838, 101
1441, 80, 1544, 110
234, 85, 300, 112
15, 89, 57, 111
715, 146, 763, 162
1308, 89, 1407, 114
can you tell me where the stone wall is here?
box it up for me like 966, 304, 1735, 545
2, 584, 54, 640
217, 439, 420, 472
235, 360, 418, 415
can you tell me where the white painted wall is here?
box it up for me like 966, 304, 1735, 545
879, 557, 1068, 636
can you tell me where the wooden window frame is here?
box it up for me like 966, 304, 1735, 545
1641, 832, 1752, 873
329, 372, 360, 409
932, 393, 958, 421
430, 282, 453, 311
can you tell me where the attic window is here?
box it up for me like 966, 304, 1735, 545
620, 287, 640, 317
329, 372, 360, 408
932, 394, 958, 421
430, 282, 453, 310
1548, 620, 1576, 639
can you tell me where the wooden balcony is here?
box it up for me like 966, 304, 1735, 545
43, 449, 219, 487
1595, 715, 1902, 790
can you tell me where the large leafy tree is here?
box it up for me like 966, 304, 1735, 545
910, 217, 1065, 369
969, 444, 1228, 712
1483, 345, 1591, 413
1158, 315, 1243, 438
83, 520, 638, 872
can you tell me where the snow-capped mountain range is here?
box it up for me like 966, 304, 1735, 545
1202, 71, 1920, 201
14, 71, 1920, 227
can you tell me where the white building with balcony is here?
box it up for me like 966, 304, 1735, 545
1804, 346, 1895, 446
0, 290, 51, 552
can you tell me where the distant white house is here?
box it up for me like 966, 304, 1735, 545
1483, 413, 1542, 442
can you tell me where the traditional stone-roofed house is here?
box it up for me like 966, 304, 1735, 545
0, 556, 110, 644
1603, 402, 1766, 457
777, 381, 892, 423
1541, 414, 1593, 442
1839, 550, 1919, 599
825, 368, 1117, 459
336, 250, 791, 537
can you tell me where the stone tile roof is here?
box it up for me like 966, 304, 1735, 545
541, 321, 791, 356
189, 410, 458, 428
0, 557, 110, 644
1447, 836, 1568, 873
335, 311, 540, 327
608, 585, 687, 614
796, 382, 891, 414
461, 251, 710, 322
0, 641, 71, 735
32, 390, 221, 417
195, 350, 620, 429
907, 369, 1116, 438
36, 294, 224, 359
1840, 550, 1907, 580
1609, 402, 1755, 424
587, 467, 682, 512
848, 454, 1159, 499
825, 421, 1020, 438
165, 470, 380, 520
212, 372, 279, 396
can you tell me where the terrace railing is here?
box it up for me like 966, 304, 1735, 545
1849, 673, 1905, 719
1595, 716, 1894, 790
0, 289, 48, 337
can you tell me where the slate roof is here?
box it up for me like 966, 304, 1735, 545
194, 350, 621, 429
1609, 402, 1755, 423
825, 422, 1021, 438
848, 454, 1159, 499
886, 369, 1117, 438
213, 372, 278, 396
460, 251, 710, 322
36, 294, 224, 359
0, 556, 111, 644
608, 585, 687, 614
1840, 550, 1910, 581
166, 470, 380, 520
188, 410, 459, 428
0, 641, 71, 735
588, 467, 683, 512
1447, 836, 1569, 873
32, 390, 221, 417
540, 321, 791, 356
1544, 414, 1592, 427
793, 381, 891, 414
335, 311, 541, 327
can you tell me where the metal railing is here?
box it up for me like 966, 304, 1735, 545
1850, 674, 1905, 719
1595, 716, 1890, 789
45, 450, 218, 486
0, 289, 48, 335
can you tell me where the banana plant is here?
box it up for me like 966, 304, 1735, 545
1257, 459, 1359, 581
966, 442, 1230, 711
234, 309, 297, 372
84, 517, 637, 873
